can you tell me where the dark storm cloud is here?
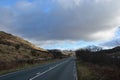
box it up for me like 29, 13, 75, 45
0, 0, 120, 42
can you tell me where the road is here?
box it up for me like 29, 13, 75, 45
0, 57, 77, 80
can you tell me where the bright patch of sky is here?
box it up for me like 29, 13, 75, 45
43, 41, 100, 50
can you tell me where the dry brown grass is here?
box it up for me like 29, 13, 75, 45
0, 31, 54, 73
77, 60, 120, 80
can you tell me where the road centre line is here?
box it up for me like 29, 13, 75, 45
29, 60, 68, 80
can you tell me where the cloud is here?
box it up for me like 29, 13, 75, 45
0, 7, 15, 31
90, 28, 117, 41
0, 0, 120, 49
31, 40, 99, 50
101, 38, 120, 48
102, 27, 120, 47
15, 0, 34, 12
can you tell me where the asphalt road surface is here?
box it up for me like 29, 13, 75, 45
0, 57, 77, 80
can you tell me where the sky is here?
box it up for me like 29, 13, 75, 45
0, 0, 120, 50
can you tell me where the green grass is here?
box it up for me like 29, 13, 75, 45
0, 59, 60, 76
77, 61, 100, 80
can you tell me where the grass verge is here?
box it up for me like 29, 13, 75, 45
77, 60, 101, 80
76, 60, 120, 80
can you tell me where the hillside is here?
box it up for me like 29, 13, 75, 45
0, 31, 53, 63
0, 31, 46, 51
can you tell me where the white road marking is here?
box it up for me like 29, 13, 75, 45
36, 72, 41, 75
0, 59, 68, 78
73, 62, 78, 80
29, 60, 68, 80
49, 67, 53, 69
0, 62, 51, 78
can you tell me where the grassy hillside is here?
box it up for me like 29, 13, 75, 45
0, 31, 47, 51
0, 31, 53, 71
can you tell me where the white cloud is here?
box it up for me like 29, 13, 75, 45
101, 27, 120, 48
0, 7, 15, 32
90, 28, 117, 41
56, 0, 81, 9
0, 0, 120, 49
15, 1, 35, 12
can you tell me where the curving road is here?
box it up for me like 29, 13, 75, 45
0, 57, 77, 80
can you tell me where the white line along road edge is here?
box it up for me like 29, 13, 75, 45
73, 62, 78, 80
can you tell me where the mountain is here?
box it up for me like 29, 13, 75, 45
0, 31, 53, 63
